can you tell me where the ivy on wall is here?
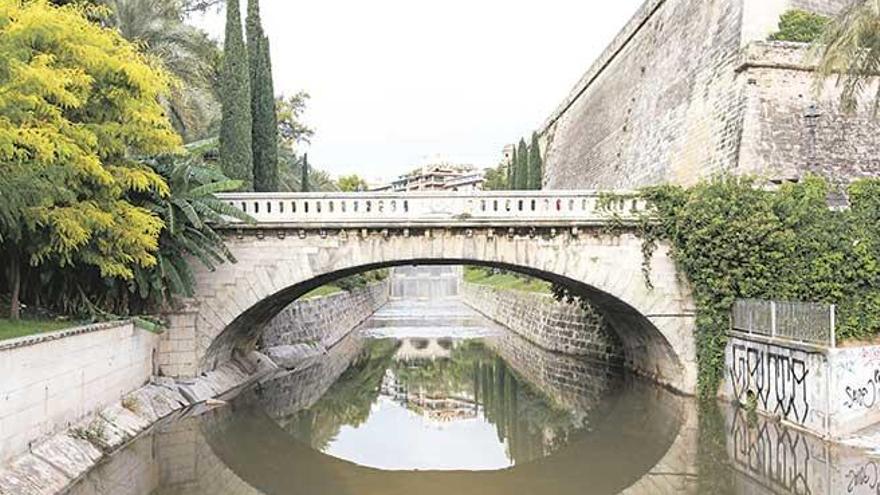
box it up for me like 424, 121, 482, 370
562, 176, 880, 399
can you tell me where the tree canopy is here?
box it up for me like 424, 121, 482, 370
218, 0, 253, 188
247, 0, 279, 191
0, 0, 180, 317
769, 9, 829, 43
338, 174, 369, 192
528, 132, 543, 190
815, 1, 880, 113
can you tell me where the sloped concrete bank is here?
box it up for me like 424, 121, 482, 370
0, 281, 390, 494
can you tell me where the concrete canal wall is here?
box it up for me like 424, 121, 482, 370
461, 283, 624, 362
0, 320, 271, 495
722, 331, 880, 439
0, 321, 158, 465
259, 280, 389, 350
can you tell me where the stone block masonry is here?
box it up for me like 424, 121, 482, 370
461, 283, 624, 363
259, 280, 389, 351
541, 0, 875, 190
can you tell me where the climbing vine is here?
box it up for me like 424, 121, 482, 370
563, 176, 880, 400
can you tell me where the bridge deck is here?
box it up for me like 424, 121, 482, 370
217, 191, 648, 228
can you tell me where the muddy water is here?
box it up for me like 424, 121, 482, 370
67, 300, 873, 495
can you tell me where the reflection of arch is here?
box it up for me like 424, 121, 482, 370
169, 230, 696, 393
198, 376, 688, 495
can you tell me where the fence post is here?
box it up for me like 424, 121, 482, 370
770, 301, 777, 338
830, 304, 837, 348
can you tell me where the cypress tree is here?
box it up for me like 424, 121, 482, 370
528, 132, 543, 190
247, 0, 278, 191
515, 138, 529, 190
507, 146, 517, 190
219, 0, 253, 188
301, 153, 310, 192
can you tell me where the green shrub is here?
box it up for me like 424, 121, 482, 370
647, 176, 880, 398
561, 176, 880, 400
769, 10, 830, 43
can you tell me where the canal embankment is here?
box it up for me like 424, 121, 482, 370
258, 280, 389, 369
0, 321, 156, 464
461, 282, 624, 363
717, 299, 880, 444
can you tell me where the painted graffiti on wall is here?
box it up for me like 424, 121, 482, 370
729, 343, 811, 424
845, 461, 880, 494
729, 409, 816, 495
843, 369, 880, 410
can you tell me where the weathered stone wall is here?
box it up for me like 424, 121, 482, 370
737, 42, 880, 187
542, 0, 747, 189
462, 283, 624, 362
722, 331, 880, 438
0, 321, 157, 464
789, 0, 851, 17
541, 0, 874, 190
259, 281, 389, 350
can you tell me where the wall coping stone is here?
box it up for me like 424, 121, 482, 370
0, 320, 132, 352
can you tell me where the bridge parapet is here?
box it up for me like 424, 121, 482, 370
216, 190, 647, 228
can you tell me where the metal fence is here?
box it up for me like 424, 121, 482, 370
731, 299, 836, 347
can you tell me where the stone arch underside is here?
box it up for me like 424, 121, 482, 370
175, 229, 697, 394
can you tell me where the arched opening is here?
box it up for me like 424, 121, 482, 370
202, 259, 684, 392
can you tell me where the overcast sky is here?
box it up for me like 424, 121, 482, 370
191, 1, 643, 183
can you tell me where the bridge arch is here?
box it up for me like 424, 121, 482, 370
166, 205, 697, 393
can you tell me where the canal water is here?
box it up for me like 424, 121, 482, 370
67, 299, 870, 495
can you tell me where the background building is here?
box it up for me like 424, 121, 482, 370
371, 163, 485, 192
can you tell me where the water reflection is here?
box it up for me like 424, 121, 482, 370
278, 337, 613, 470
65, 298, 880, 495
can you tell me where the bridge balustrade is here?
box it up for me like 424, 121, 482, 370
216, 191, 647, 227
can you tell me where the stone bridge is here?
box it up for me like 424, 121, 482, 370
159, 191, 698, 394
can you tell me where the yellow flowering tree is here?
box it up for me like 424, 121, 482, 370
0, 0, 180, 319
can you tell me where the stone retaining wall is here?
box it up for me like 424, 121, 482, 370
461, 283, 624, 362
259, 281, 389, 350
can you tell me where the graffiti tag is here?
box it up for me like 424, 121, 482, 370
843, 370, 880, 410
729, 343, 811, 424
